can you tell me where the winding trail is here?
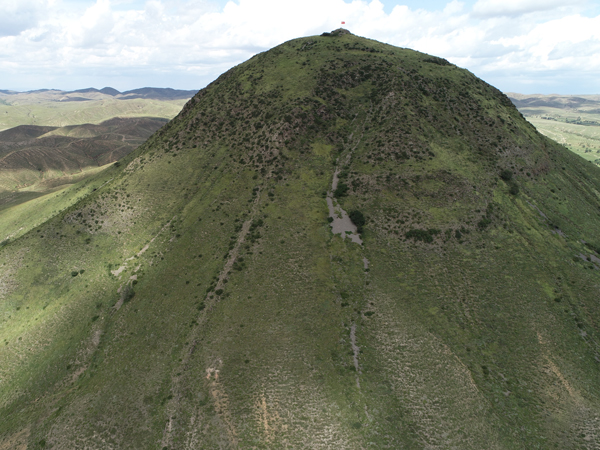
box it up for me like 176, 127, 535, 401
327, 107, 374, 397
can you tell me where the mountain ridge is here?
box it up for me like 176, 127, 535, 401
0, 87, 198, 103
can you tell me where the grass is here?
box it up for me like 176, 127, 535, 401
0, 164, 111, 241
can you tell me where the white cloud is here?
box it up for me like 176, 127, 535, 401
472, 0, 584, 18
0, 0, 599, 93
0, 0, 48, 37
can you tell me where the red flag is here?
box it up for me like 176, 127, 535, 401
341, 21, 345, 24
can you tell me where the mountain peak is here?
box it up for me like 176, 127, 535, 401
322, 27, 352, 36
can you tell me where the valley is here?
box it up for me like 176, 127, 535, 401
0, 88, 195, 243
0, 87, 195, 131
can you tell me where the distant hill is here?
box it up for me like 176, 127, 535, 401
0, 86, 195, 131
0, 96, 188, 132
0, 86, 198, 104
0, 117, 167, 193
508, 93, 600, 165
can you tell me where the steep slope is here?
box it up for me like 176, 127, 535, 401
2, 30, 600, 449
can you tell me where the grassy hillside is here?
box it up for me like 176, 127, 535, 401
509, 93, 600, 165
1, 30, 600, 449
0, 164, 112, 243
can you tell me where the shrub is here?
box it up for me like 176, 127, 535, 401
500, 169, 512, 181
477, 218, 491, 230
122, 285, 135, 303
71, 271, 79, 277
405, 228, 440, 243
334, 183, 349, 197
348, 210, 366, 233
509, 183, 519, 195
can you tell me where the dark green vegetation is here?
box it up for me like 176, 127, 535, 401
1, 30, 600, 448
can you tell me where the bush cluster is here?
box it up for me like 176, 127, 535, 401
334, 182, 349, 197
500, 169, 519, 195
122, 285, 135, 303
405, 228, 440, 243
348, 210, 366, 233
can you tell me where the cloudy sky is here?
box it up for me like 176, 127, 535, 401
1, 0, 599, 94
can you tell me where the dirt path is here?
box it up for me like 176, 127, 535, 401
328, 108, 373, 397
350, 323, 361, 388
326, 107, 371, 244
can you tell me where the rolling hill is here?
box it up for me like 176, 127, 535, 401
0, 87, 195, 132
0, 117, 168, 241
1, 30, 600, 449
508, 93, 600, 165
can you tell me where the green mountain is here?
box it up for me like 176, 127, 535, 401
2, 30, 600, 449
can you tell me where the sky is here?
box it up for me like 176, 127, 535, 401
1, 0, 599, 94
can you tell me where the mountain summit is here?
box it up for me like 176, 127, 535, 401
2, 31, 600, 448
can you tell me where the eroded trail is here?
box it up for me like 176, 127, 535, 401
327, 167, 362, 244
161, 190, 262, 449
326, 107, 371, 244
329, 108, 372, 394
350, 323, 361, 388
